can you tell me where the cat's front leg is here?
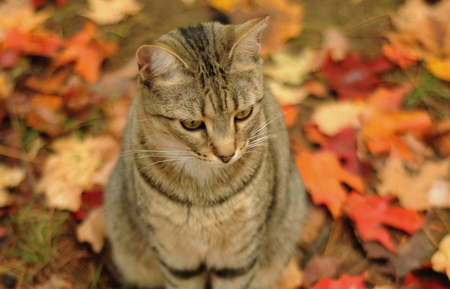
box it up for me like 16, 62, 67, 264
209, 260, 260, 289
157, 259, 207, 289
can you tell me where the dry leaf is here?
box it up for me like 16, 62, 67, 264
38, 137, 103, 211
267, 80, 308, 106
274, 257, 302, 289
0, 0, 51, 36
54, 22, 117, 83
377, 150, 450, 210
311, 28, 350, 70
345, 192, 422, 253
295, 148, 364, 218
431, 234, 450, 279
0, 164, 25, 207
35, 275, 73, 289
264, 49, 315, 86
76, 207, 107, 253
82, 0, 144, 25
312, 101, 364, 136
428, 180, 450, 208
302, 254, 341, 288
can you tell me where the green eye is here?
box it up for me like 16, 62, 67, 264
235, 107, 253, 120
181, 120, 204, 130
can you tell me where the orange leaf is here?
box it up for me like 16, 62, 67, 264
362, 111, 433, 155
281, 105, 299, 128
382, 43, 417, 69
295, 149, 364, 218
344, 192, 422, 252
54, 22, 117, 83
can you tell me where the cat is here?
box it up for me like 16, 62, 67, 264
104, 16, 307, 289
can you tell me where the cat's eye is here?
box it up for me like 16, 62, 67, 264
235, 107, 253, 120
181, 120, 204, 130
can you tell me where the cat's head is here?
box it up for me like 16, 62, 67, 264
135, 17, 268, 168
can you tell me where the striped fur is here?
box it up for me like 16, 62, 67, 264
104, 17, 306, 289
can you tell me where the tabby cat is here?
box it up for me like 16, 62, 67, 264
104, 16, 306, 289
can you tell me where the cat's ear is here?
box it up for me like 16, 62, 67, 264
229, 16, 268, 71
137, 44, 189, 82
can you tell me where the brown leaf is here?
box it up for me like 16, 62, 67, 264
76, 207, 107, 253
302, 254, 342, 288
25, 68, 71, 95
377, 150, 450, 210
274, 257, 303, 289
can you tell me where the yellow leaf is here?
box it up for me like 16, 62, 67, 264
312, 101, 364, 136
208, 0, 242, 14
431, 234, 450, 279
425, 56, 450, 81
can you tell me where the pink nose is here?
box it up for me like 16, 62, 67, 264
218, 153, 235, 163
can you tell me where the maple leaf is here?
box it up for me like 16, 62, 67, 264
54, 21, 117, 83
382, 43, 417, 69
377, 149, 450, 210
82, 0, 144, 25
310, 274, 365, 289
0, 28, 63, 68
294, 148, 364, 218
76, 207, 107, 253
362, 110, 433, 155
344, 192, 423, 252
321, 53, 392, 100
0, 0, 51, 36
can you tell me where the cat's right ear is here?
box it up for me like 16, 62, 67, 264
137, 44, 189, 83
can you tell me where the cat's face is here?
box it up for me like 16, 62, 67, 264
135, 17, 268, 168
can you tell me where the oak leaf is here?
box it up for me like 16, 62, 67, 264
81, 0, 144, 25
295, 148, 364, 218
310, 274, 364, 289
377, 150, 450, 210
344, 192, 422, 252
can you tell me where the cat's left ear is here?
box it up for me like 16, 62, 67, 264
229, 16, 268, 71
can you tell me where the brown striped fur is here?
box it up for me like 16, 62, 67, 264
104, 17, 306, 289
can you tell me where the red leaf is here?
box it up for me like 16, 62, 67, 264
311, 274, 365, 289
321, 54, 392, 100
322, 128, 364, 176
402, 272, 449, 289
281, 105, 299, 128
344, 192, 423, 252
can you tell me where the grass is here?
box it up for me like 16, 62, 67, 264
0, 196, 68, 287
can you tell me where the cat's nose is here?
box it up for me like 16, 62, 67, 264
217, 153, 235, 163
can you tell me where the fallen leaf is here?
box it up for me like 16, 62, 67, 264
0, 165, 25, 207
382, 43, 417, 69
312, 101, 364, 136
274, 257, 302, 289
38, 137, 103, 211
54, 21, 117, 83
303, 123, 329, 146
402, 271, 450, 289
295, 148, 364, 218
73, 187, 104, 221
81, 0, 144, 25
264, 49, 315, 86
281, 105, 300, 128
428, 180, 450, 208
268, 80, 308, 106
229, 0, 303, 56
0, 0, 51, 35
431, 234, 450, 279
377, 150, 450, 210
362, 111, 433, 155
35, 275, 73, 289
302, 254, 342, 288
322, 128, 364, 176
310, 274, 365, 289
25, 68, 71, 95
103, 96, 133, 139
363, 230, 434, 278
76, 207, 107, 253
425, 56, 450, 82
311, 28, 350, 71
321, 54, 392, 100
344, 192, 423, 252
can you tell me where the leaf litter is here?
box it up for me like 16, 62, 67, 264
0, 0, 450, 288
